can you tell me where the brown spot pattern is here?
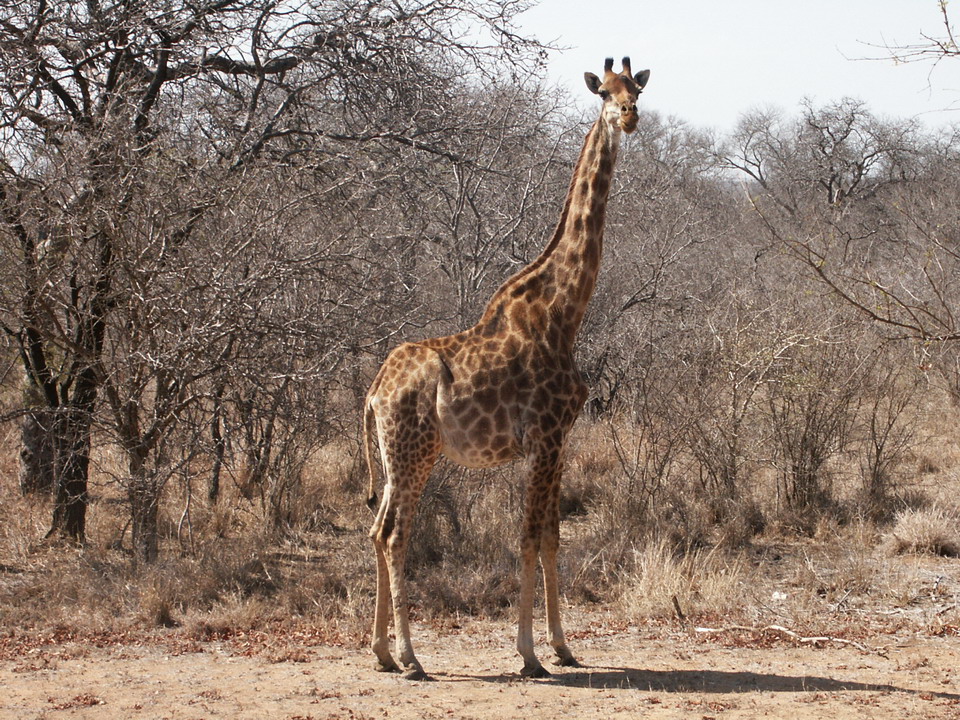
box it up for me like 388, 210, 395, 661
362, 61, 638, 677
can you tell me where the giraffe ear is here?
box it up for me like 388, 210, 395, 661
584, 72, 602, 95
633, 69, 650, 91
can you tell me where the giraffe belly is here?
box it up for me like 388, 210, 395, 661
439, 434, 521, 469
436, 399, 521, 469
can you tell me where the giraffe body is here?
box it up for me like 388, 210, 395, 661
364, 57, 649, 680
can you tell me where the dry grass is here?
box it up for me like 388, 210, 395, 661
0, 428, 376, 637
618, 540, 753, 620
0, 397, 958, 644
884, 506, 960, 558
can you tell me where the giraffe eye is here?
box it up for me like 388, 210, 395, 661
599, 90, 610, 100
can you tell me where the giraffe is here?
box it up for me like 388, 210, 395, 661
363, 57, 650, 680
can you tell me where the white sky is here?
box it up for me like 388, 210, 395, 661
518, 0, 960, 132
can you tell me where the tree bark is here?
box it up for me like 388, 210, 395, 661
47, 408, 91, 543
130, 479, 160, 565
128, 445, 160, 565
208, 382, 226, 503
19, 388, 55, 494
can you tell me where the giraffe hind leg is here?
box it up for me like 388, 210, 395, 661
381, 480, 431, 681
366, 344, 443, 680
370, 488, 399, 673
369, 440, 438, 681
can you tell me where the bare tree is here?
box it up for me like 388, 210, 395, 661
684, 297, 804, 502
774, 137, 958, 344
0, 0, 545, 556
766, 333, 867, 520
722, 100, 921, 212
858, 349, 923, 517
721, 100, 958, 343
421, 83, 574, 328
874, 1, 959, 67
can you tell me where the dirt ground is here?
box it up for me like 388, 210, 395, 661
3, 614, 959, 720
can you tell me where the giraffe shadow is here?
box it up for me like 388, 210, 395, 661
439, 665, 960, 700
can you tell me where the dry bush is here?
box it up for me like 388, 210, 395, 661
0, 438, 376, 633
405, 461, 523, 616
1, 355, 956, 639
0, 535, 272, 628
853, 350, 925, 522
0, 527, 376, 635
560, 416, 764, 605
784, 524, 881, 602
618, 540, 753, 620
740, 527, 911, 626
559, 419, 701, 603
277, 437, 367, 534
884, 506, 960, 557
765, 337, 866, 531
561, 421, 623, 518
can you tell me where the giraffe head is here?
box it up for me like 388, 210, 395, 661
584, 57, 650, 134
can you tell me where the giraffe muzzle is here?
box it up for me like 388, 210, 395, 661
619, 102, 639, 133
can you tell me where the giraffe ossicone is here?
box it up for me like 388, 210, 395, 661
363, 57, 650, 680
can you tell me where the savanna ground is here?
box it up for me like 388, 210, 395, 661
2, 610, 960, 720
3, 2, 960, 717
2, 402, 960, 720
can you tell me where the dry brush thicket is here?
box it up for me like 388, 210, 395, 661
1, 1, 959, 636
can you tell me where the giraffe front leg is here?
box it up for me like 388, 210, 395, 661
541, 504, 579, 668
516, 439, 564, 678
516, 472, 554, 679
517, 532, 549, 678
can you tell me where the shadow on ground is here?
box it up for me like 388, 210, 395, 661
439, 665, 960, 699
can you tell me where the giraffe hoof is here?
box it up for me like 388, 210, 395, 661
520, 662, 551, 679
375, 659, 401, 674
401, 663, 430, 681
553, 655, 581, 668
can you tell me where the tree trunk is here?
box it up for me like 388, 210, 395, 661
130, 482, 160, 565
47, 234, 112, 544
208, 382, 226, 503
129, 459, 160, 565
19, 394, 55, 494
47, 408, 91, 543
119, 434, 158, 564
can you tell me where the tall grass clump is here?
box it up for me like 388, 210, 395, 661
884, 506, 960, 557
618, 540, 753, 620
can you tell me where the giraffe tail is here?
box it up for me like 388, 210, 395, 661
363, 395, 380, 513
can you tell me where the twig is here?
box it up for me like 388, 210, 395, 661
935, 604, 957, 617
177, 475, 194, 556
833, 588, 853, 612
693, 624, 887, 657
672, 595, 687, 626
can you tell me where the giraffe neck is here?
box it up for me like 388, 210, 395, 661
478, 113, 620, 345
543, 112, 620, 336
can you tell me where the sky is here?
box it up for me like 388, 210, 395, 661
518, 0, 960, 132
